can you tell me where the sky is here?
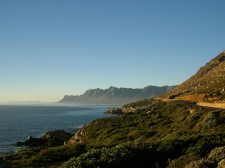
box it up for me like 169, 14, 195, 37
0, 0, 225, 102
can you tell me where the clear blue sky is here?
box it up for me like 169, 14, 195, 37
0, 0, 225, 102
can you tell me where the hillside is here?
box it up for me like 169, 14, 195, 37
160, 51, 225, 103
59, 85, 176, 104
3, 99, 225, 167
2, 51, 225, 168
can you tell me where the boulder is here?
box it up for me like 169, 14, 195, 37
170, 156, 208, 168
105, 107, 124, 114
206, 146, 225, 162
16, 130, 73, 147
218, 159, 225, 168
66, 128, 86, 144
43, 130, 73, 146
16, 135, 44, 147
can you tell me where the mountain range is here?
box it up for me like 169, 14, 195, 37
3, 51, 225, 167
59, 85, 176, 104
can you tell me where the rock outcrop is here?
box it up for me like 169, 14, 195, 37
66, 127, 86, 144
105, 106, 140, 114
105, 107, 124, 114
16, 130, 73, 147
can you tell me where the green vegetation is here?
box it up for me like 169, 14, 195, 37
2, 52, 225, 167
2, 99, 225, 167
0, 144, 86, 167
82, 100, 225, 149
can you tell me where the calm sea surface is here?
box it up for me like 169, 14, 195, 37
0, 104, 113, 154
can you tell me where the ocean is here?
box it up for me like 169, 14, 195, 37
0, 104, 113, 154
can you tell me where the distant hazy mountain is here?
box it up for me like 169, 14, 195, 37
59, 85, 176, 104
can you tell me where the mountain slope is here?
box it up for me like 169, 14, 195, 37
160, 51, 225, 103
59, 85, 176, 104
3, 51, 225, 168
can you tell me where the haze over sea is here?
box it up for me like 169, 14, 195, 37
0, 104, 113, 154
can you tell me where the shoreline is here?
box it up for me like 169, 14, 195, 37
0, 104, 113, 155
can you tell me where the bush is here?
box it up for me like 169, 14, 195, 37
61, 144, 135, 168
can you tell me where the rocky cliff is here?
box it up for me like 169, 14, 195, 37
59, 85, 176, 104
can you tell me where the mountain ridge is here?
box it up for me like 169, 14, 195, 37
59, 85, 176, 104
3, 51, 225, 167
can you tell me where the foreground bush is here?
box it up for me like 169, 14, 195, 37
61, 144, 135, 168
0, 144, 86, 167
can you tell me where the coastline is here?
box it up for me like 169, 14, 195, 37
0, 104, 113, 155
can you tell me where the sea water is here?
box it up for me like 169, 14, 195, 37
0, 104, 113, 154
